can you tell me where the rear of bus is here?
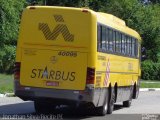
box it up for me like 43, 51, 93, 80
14, 6, 97, 108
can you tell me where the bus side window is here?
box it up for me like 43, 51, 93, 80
125, 36, 128, 56
97, 25, 102, 51
120, 33, 122, 53
135, 39, 139, 58
106, 28, 109, 51
102, 26, 106, 51
124, 35, 127, 55
129, 37, 132, 56
109, 29, 113, 52
113, 31, 116, 52
122, 34, 125, 54
131, 38, 135, 57
116, 31, 121, 53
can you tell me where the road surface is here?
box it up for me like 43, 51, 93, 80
0, 91, 160, 120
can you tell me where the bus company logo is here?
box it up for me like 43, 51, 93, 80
50, 56, 57, 64
39, 15, 74, 42
30, 66, 76, 81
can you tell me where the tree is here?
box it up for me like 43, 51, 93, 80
0, 0, 26, 73
0, 0, 26, 47
150, 0, 160, 4
101, 0, 160, 62
28, 0, 83, 7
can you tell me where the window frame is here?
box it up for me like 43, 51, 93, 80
97, 23, 140, 59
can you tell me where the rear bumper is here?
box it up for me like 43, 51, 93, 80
14, 81, 100, 106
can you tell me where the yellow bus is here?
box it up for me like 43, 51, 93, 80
14, 6, 141, 115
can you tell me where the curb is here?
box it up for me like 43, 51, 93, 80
140, 88, 160, 92
0, 94, 5, 97
4, 93, 15, 97
0, 93, 15, 97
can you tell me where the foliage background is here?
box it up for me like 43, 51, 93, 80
0, 0, 26, 73
0, 0, 160, 80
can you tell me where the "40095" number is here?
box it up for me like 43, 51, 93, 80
58, 51, 77, 57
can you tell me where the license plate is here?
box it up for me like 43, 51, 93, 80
46, 81, 59, 86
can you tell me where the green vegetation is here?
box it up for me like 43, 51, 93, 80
141, 61, 160, 80
141, 80, 160, 88
0, 0, 26, 73
0, 74, 13, 94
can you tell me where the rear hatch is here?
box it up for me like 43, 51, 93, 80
21, 49, 87, 90
18, 6, 92, 90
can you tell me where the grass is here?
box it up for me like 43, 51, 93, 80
0, 74, 14, 94
140, 80, 160, 88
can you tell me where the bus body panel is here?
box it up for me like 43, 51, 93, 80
95, 52, 139, 88
18, 6, 91, 49
20, 48, 87, 90
16, 7, 96, 91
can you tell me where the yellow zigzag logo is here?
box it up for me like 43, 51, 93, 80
39, 15, 74, 42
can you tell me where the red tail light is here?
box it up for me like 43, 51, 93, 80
86, 67, 95, 84
29, 7, 36, 10
14, 62, 21, 80
82, 9, 89, 13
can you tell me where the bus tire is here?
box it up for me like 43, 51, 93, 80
123, 86, 133, 107
96, 91, 108, 116
34, 101, 54, 113
96, 99, 108, 116
34, 101, 44, 113
133, 83, 140, 99
123, 99, 132, 107
107, 87, 115, 114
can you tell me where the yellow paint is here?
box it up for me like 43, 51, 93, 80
16, 6, 141, 90
96, 53, 140, 88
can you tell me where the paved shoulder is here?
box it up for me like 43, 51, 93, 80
140, 88, 160, 91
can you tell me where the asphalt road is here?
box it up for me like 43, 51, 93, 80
0, 91, 160, 120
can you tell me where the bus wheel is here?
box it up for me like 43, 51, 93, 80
123, 86, 133, 107
123, 99, 132, 107
133, 83, 139, 99
34, 101, 54, 113
96, 96, 108, 116
107, 87, 115, 114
